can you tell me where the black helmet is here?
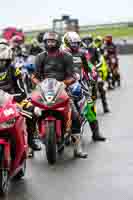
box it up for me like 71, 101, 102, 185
37, 31, 45, 43
82, 34, 93, 48
43, 32, 61, 51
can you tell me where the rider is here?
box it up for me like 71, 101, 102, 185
81, 34, 100, 65
104, 35, 117, 57
21, 47, 34, 93
29, 38, 43, 56
103, 35, 120, 87
63, 31, 106, 141
32, 31, 88, 158
0, 41, 41, 152
92, 36, 110, 113
81, 34, 100, 102
10, 35, 24, 58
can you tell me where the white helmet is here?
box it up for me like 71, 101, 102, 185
0, 39, 9, 46
0, 44, 13, 60
63, 31, 81, 47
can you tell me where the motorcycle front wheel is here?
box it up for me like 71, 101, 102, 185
0, 145, 9, 195
45, 121, 57, 165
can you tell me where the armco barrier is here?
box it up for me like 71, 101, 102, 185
118, 44, 133, 55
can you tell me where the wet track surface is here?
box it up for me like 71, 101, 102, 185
2, 55, 133, 200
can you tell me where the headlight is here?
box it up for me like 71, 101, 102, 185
45, 95, 54, 103
0, 118, 16, 129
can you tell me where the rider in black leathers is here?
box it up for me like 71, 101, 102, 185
32, 31, 88, 158
0, 40, 41, 152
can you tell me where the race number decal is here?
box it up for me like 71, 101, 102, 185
4, 108, 15, 116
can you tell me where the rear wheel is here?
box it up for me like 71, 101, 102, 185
46, 121, 56, 165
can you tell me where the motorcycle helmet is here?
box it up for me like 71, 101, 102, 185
0, 43, 13, 70
94, 36, 103, 48
29, 39, 43, 55
104, 35, 113, 44
82, 34, 93, 48
37, 31, 45, 43
10, 35, 23, 48
69, 82, 82, 99
43, 32, 61, 51
31, 38, 40, 48
63, 31, 81, 52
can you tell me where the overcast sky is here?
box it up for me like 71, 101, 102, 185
0, 0, 133, 30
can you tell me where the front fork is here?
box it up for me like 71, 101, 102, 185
0, 140, 11, 170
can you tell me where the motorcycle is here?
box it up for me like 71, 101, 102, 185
31, 78, 71, 165
0, 90, 28, 195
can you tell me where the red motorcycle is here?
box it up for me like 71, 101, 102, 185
0, 91, 28, 195
31, 78, 71, 165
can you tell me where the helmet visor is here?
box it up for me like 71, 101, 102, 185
70, 42, 80, 50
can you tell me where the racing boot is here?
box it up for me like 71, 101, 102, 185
118, 79, 120, 87
108, 84, 114, 90
23, 103, 42, 151
90, 120, 106, 142
116, 73, 121, 87
27, 119, 42, 151
72, 134, 88, 158
98, 83, 110, 113
101, 95, 110, 113
108, 72, 114, 90
28, 133, 42, 151
32, 135, 42, 151
28, 147, 34, 158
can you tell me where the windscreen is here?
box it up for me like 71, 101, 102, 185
39, 78, 61, 98
0, 90, 12, 106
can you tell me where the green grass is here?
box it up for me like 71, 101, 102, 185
80, 26, 133, 38
25, 26, 133, 43
25, 32, 38, 43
